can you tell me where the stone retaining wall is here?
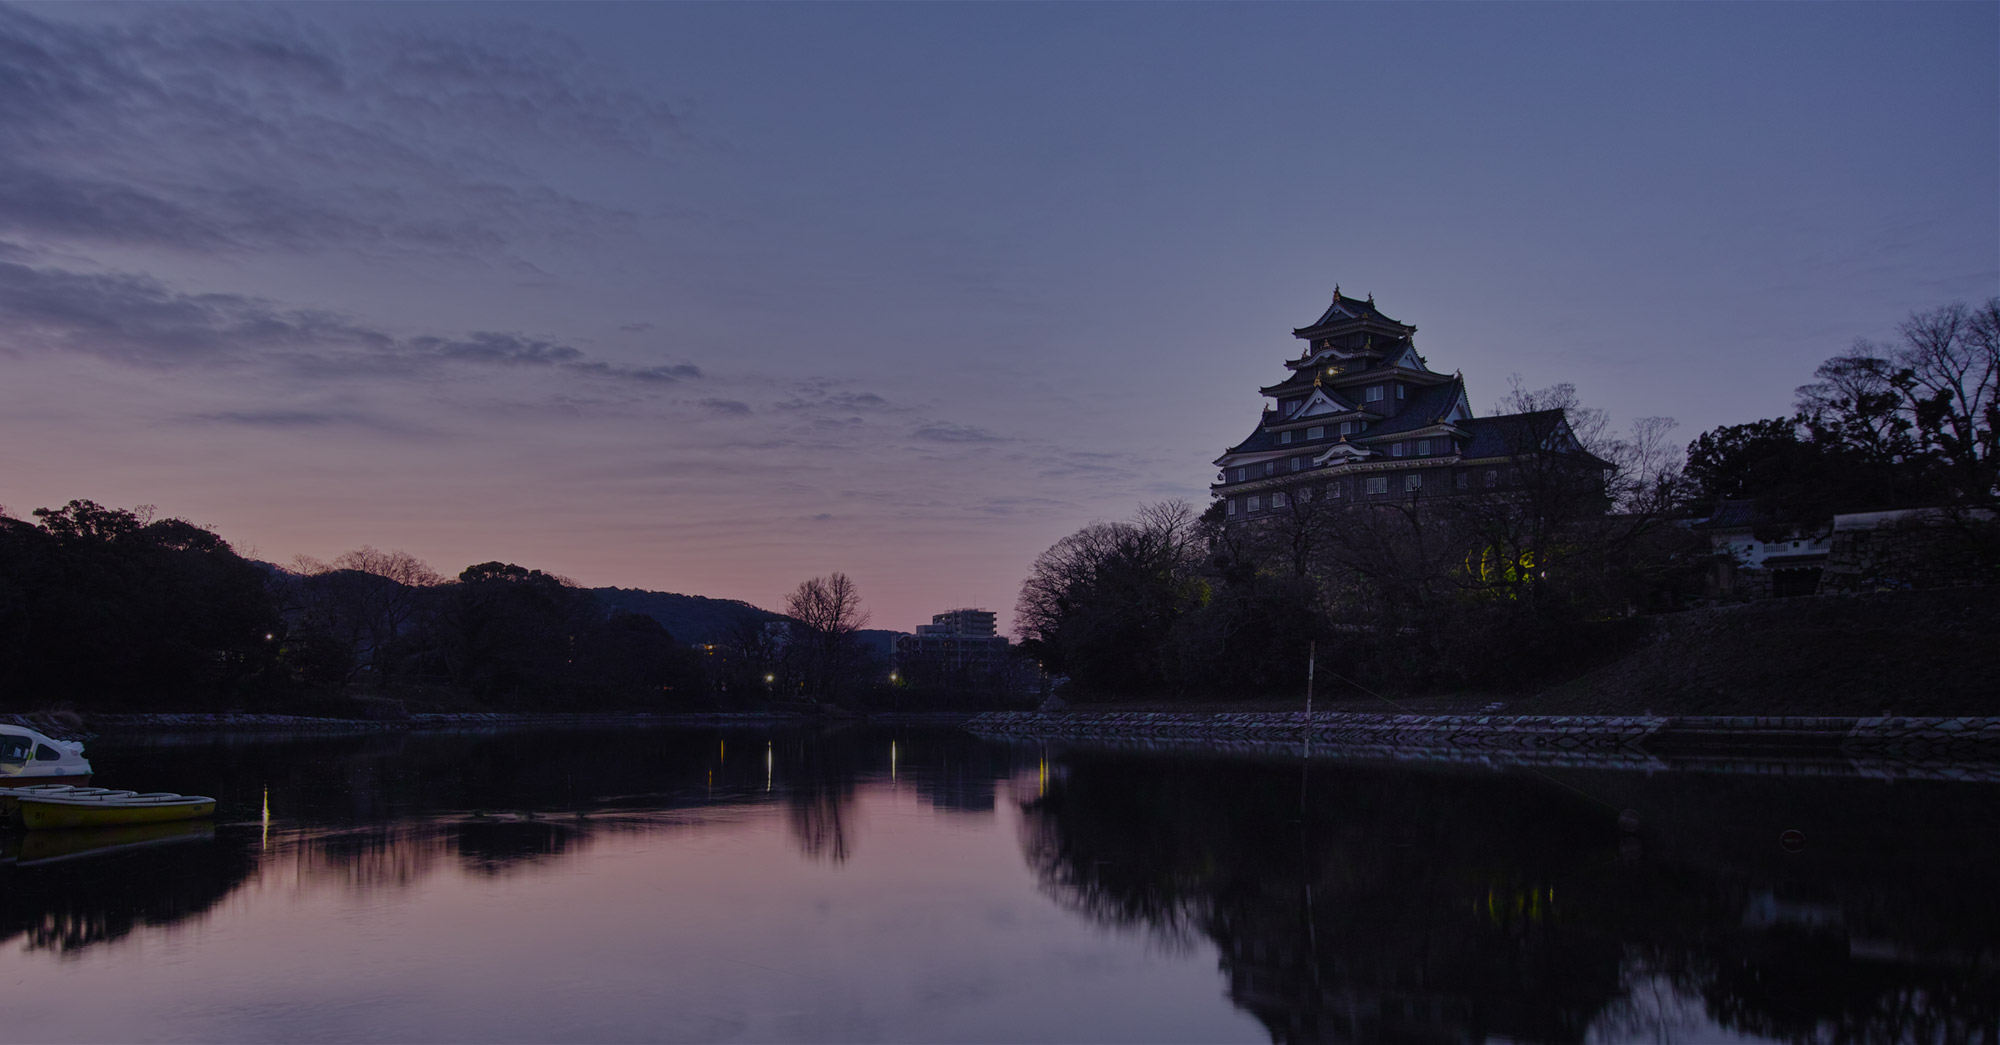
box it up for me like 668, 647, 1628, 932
1818, 509, 1997, 595
964, 711, 2000, 759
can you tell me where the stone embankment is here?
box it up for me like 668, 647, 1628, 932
963, 711, 2000, 760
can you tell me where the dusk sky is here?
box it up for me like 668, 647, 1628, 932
1, 2, 1993, 634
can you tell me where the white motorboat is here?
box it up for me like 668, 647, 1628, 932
0, 726, 93, 786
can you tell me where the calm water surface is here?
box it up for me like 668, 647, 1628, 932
2, 726, 1995, 1043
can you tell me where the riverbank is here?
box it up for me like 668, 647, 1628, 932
3, 709, 978, 740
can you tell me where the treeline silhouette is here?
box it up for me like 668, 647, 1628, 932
0, 499, 707, 712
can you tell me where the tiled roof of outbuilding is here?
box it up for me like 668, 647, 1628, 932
1698, 499, 1758, 530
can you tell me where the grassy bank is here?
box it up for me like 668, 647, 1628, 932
1067, 587, 1999, 719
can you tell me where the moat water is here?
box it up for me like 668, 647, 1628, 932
2, 726, 1995, 1043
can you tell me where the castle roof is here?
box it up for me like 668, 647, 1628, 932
1457, 409, 1588, 460
1353, 378, 1469, 437
1295, 289, 1403, 333
1223, 422, 1279, 455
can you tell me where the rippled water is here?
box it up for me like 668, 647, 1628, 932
1, 726, 1995, 1043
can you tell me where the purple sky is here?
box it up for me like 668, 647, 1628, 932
1, 2, 1993, 634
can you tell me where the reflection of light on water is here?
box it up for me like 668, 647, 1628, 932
766, 741, 773, 793
1483, 885, 1555, 926
719, 740, 725, 764
261, 787, 269, 851
891, 741, 897, 783
1038, 759, 1047, 798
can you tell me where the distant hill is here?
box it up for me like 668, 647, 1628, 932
592, 587, 905, 662
591, 587, 781, 646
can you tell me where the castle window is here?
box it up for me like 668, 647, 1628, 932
1328, 481, 1341, 498
1455, 472, 1468, 489
1285, 400, 1302, 418
1298, 487, 1312, 502
1281, 431, 1293, 445
1366, 386, 1384, 403
1416, 439, 1431, 456
1307, 426, 1324, 440
1405, 473, 1421, 492
1273, 492, 1288, 508
1265, 462, 1276, 476
1248, 495, 1262, 511
1338, 422, 1352, 436
1291, 457, 1302, 471
1397, 384, 1406, 400
1227, 499, 1238, 516
1484, 470, 1498, 487
1391, 442, 1405, 458
1365, 477, 1388, 495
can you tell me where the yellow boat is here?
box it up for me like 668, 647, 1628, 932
10, 820, 214, 866
2, 785, 133, 818
17, 791, 216, 830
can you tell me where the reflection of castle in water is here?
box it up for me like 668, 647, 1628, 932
1022, 753, 2000, 1044
0, 726, 1032, 957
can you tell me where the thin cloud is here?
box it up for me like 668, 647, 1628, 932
773, 385, 897, 413
912, 422, 1009, 444
0, 5, 677, 261
180, 409, 438, 438
0, 249, 702, 385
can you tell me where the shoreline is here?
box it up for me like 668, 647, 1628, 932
3, 710, 979, 740
14, 707, 2000, 767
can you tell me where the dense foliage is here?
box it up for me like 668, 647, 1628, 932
1684, 299, 1999, 533
0, 501, 282, 707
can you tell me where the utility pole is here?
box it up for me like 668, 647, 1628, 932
1305, 640, 1315, 721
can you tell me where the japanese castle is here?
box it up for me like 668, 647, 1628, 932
1212, 288, 1586, 519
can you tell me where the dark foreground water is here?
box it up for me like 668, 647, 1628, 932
2, 727, 1996, 1044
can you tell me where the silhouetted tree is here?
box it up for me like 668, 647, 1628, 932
1015, 501, 1204, 695
783, 572, 869, 702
